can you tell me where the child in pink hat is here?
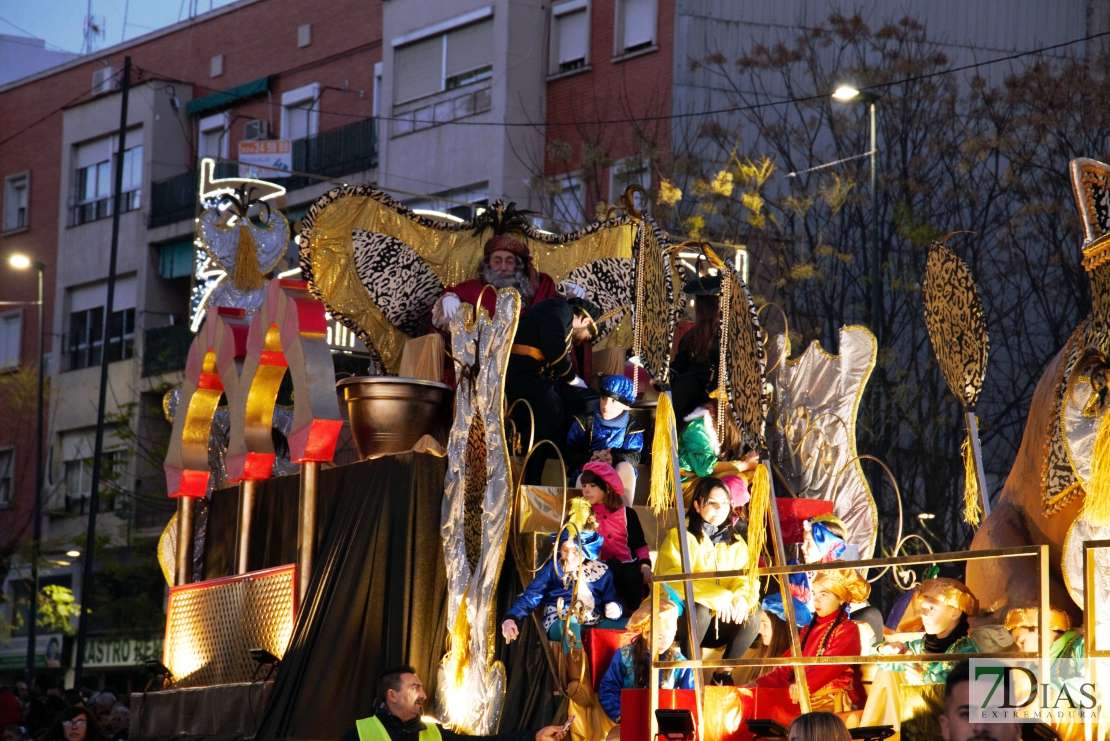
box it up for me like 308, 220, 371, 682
579, 461, 651, 618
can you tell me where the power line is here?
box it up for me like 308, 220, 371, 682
135, 27, 1110, 130
0, 15, 78, 54
0, 69, 120, 147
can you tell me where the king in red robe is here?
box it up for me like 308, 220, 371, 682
432, 233, 578, 329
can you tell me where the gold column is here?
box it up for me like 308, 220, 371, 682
298, 461, 319, 602
175, 497, 194, 586
236, 479, 257, 575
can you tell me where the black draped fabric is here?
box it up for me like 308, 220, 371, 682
254, 453, 449, 740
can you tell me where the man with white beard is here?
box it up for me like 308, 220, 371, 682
431, 234, 584, 330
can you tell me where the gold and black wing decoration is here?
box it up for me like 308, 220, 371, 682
299, 188, 675, 374
922, 238, 989, 410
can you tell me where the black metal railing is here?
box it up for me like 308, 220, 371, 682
142, 323, 194, 376
284, 117, 379, 191
149, 162, 236, 228
148, 118, 377, 227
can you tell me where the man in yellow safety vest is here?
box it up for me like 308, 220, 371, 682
353, 666, 567, 741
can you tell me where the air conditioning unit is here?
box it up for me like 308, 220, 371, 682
243, 119, 270, 141
91, 67, 119, 96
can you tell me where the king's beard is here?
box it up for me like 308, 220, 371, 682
481, 264, 536, 305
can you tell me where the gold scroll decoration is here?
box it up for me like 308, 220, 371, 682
921, 239, 989, 410
164, 307, 251, 498
225, 279, 343, 482
438, 289, 520, 734
768, 326, 879, 559
299, 187, 643, 374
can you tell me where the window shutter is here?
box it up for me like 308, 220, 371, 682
445, 19, 493, 79
394, 35, 443, 103
0, 313, 21, 367
557, 9, 588, 65
622, 0, 655, 50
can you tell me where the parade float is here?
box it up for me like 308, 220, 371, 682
136, 157, 1110, 741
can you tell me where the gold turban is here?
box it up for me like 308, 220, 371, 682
1004, 606, 1070, 633
627, 598, 679, 635
812, 568, 871, 604
914, 577, 979, 617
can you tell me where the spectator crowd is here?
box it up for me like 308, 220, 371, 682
0, 676, 129, 741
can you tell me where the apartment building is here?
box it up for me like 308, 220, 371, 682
0, 0, 382, 682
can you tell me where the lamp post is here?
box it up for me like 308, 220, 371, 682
9, 253, 46, 681
831, 85, 881, 343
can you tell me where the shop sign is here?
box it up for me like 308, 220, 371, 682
0, 634, 65, 669
81, 637, 163, 668
239, 140, 292, 179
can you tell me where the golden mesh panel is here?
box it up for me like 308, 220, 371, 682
163, 565, 297, 688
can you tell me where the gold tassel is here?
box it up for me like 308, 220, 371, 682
444, 587, 471, 688
744, 463, 770, 606
1084, 415, 1110, 527
961, 434, 982, 528
231, 224, 266, 292
649, 393, 678, 516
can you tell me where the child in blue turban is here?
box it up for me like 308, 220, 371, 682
566, 374, 644, 505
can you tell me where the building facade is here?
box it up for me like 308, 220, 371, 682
0, 0, 382, 684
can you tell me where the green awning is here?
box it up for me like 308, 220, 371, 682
186, 75, 272, 116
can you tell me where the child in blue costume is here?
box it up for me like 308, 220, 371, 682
598, 596, 695, 724
566, 374, 644, 506
501, 498, 625, 649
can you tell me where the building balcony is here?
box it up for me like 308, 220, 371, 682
148, 162, 236, 229
147, 117, 378, 227
142, 323, 193, 376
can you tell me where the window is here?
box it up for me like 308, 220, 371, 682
0, 310, 21, 369
609, 157, 651, 205
198, 113, 229, 160
615, 0, 656, 55
65, 277, 137, 371
63, 451, 123, 513
158, 241, 194, 279
72, 130, 142, 225
66, 307, 134, 370
3, 172, 29, 232
281, 83, 320, 141
0, 448, 12, 507
393, 11, 493, 104
544, 175, 585, 233
551, 0, 589, 74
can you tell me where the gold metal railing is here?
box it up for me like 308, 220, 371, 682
1084, 540, 1110, 659
646, 541, 1055, 736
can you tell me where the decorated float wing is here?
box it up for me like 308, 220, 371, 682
921, 237, 991, 527
298, 187, 674, 380
767, 326, 878, 560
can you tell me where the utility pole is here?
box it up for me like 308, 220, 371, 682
74, 56, 130, 686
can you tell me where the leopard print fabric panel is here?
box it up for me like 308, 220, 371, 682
632, 220, 676, 385
922, 241, 989, 410
463, 415, 488, 572
563, 257, 634, 342
722, 266, 769, 450
351, 230, 444, 338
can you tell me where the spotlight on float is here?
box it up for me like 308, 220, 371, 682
249, 648, 281, 667
144, 659, 173, 691
656, 709, 696, 741
746, 719, 788, 740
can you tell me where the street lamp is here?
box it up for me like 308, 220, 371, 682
8, 253, 45, 681
831, 84, 881, 342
